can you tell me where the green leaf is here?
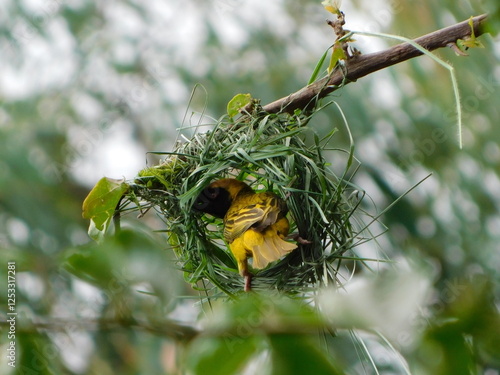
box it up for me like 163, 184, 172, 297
63, 242, 117, 286
18, 333, 63, 375
82, 177, 129, 241
62, 229, 177, 296
269, 334, 345, 375
227, 93, 252, 118
327, 42, 346, 74
186, 336, 260, 375
456, 17, 485, 51
308, 47, 330, 84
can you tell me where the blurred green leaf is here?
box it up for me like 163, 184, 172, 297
63, 241, 120, 287
62, 229, 176, 300
186, 335, 260, 375
422, 321, 475, 375
186, 293, 345, 374
18, 333, 64, 375
408, 275, 500, 374
208, 294, 324, 333
269, 334, 344, 375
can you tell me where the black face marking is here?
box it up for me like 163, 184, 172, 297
205, 187, 219, 199
192, 186, 232, 218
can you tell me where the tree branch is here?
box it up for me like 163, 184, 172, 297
262, 14, 489, 114
0, 317, 200, 342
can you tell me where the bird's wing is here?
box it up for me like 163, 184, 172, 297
224, 193, 282, 243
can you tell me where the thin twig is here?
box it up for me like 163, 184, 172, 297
262, 14, 489, 114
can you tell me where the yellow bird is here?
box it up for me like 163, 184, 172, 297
193, 178, 298, 291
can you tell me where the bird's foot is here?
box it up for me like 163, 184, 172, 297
288, 233, 312, 245
244, 274, 252, 292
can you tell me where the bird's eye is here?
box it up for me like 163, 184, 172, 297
206, 187, 219, 199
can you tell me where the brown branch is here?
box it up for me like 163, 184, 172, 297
262, 14, 489, 114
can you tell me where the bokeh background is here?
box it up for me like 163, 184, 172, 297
1, 0, 499, 374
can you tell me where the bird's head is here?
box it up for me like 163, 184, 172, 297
192, 178, 252, 218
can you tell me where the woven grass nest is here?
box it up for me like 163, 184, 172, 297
126, 106, 368, 296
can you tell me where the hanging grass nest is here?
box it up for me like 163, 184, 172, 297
125, 104, 368, 296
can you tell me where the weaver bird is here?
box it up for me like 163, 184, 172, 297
193, 178, 298, 291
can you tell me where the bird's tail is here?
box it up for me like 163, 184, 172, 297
251, 231, 297, 270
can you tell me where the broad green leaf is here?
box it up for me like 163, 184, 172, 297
186, 336, 260, 375
63, 241, 118, 286
227, 93, 252, 118
82, 177, 129, 241
207, 293, 324, 332
62, 229, 178, 297
269, 334, 345, 375
18, 333, 63, 375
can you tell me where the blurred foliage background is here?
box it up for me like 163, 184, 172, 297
0, 0, 499, 374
